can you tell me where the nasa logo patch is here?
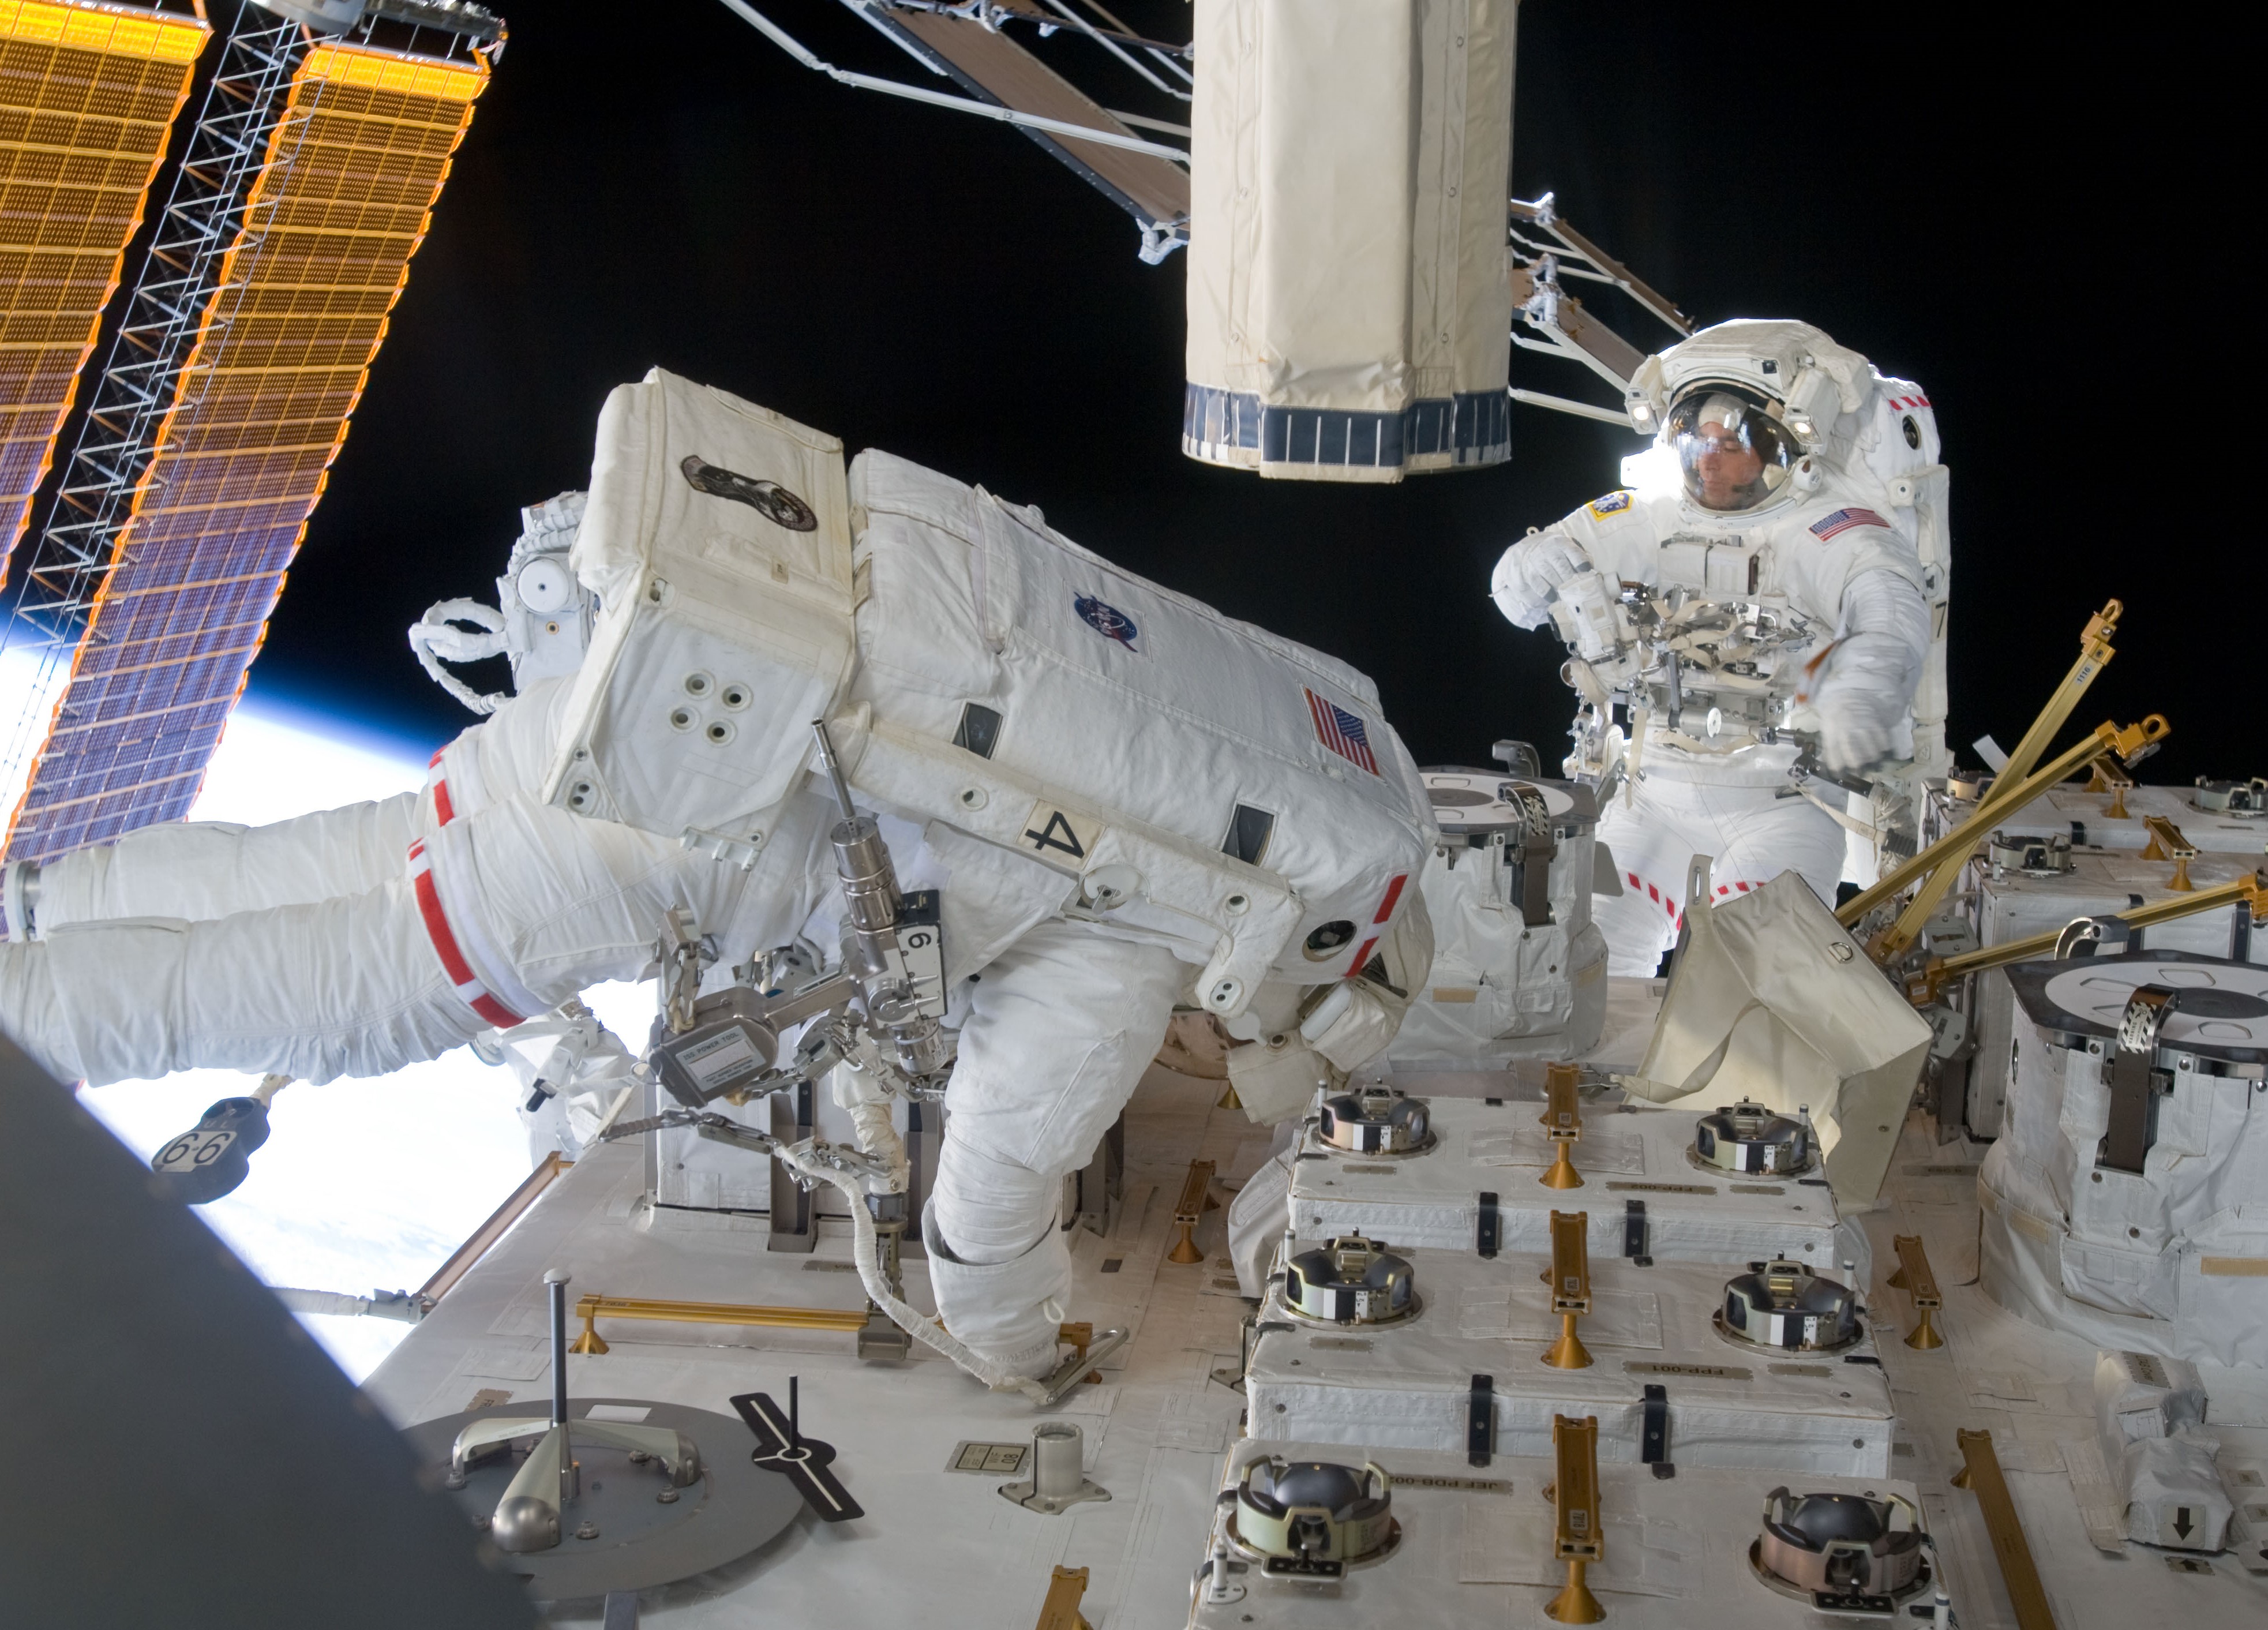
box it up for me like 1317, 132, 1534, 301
1074, 593, 1139, 651
1587, 490, 1635, 520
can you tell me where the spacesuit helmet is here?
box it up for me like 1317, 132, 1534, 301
1664, 383, 1798, 512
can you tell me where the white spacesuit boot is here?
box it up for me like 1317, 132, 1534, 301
1489, 320, 1936, 975
923, 918, 1184, 1376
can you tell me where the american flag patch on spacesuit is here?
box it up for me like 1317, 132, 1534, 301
1809, 507, 1891, 541
1305, 688, 1379, 775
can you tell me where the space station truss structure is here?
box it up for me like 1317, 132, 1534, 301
0, 0, 210, 580
0, 0, 500, 868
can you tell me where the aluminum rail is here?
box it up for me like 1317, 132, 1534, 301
1839, 714, 2169, 935
715, 0, 1188, 161
1907, 869, 2266, 1003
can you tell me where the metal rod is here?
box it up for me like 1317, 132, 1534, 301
790, 1375, 800, 1447
811, 720, 858, 821
548, 1271, 570, 1428
1861, 603, 2124, 951
1508, 387, 1639, 428
715, 0, 1189, 161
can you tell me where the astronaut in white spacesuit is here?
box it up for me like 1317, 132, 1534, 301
1, 372, 1435, 1386
1491, 319, 1943, 975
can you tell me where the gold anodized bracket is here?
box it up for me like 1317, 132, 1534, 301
1951, 1429, 2059, 1630
1887, 1234, 1945, 1350
1542, 1210, 1594, 1369
1167, 1158, 1219, 1264
1033, 1563, 1094, 1630
2140, 815, 2198, 891
1540, 1061, 1584, 1190
1544, 1414, 1606, 1624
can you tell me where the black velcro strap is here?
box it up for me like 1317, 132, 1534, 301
1476, 1191, 1501, 1258
1468, 1374, 1495, 1467
1623, 1198, 1651, 1265
1640, 1383, 1674, 1479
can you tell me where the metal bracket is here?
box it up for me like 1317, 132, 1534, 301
1622, 1198, 1651, 1265
1640, 1383, 1674, 1478
1468, 1373, 1495, 1467
2102, 985, 2180, 1175
1476, 1191, 1501, 1258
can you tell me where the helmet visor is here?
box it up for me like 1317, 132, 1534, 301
1667, 385, 1796, 512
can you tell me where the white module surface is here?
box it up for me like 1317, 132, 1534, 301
1288, 1095, 1851, 1267
1186, 1438, 1948, 1629
1244, 1241, 1895, 1475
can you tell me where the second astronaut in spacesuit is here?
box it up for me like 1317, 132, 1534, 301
1491, 319, 1943, 976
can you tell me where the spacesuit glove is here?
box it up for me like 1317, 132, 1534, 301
1489, 534, 1594, 629
1811, 568, 1930, 775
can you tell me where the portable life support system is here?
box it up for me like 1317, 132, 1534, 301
543, 370, 1434, 1020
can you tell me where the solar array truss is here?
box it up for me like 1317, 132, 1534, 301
1, 0, 500, 868
0, 0, 209, 580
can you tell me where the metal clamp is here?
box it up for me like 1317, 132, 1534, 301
1639, 1383, 1674, 1479
1622, 1198, 1651, 1264
1468, 1374, 1496, 1467
1540, 1062, 1584, 1190
1545, 1414, 1606, 1623
1476, 1191, 1502, 1259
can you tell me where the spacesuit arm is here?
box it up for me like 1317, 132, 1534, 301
1809, 567, 1932, 774
1224, 891, 1434, 1123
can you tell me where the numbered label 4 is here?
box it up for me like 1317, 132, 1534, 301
1018, 801, 1105, 872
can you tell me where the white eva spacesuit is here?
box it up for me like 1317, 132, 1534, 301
1490, 320, 1944, 976
0, 371, 1435, 1384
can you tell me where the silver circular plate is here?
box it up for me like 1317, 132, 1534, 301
1422, 771, 1575, 832
2035, 960, 2268, 1052
402, 1397, 804, 1601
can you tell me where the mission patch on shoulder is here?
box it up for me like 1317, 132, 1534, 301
1586, 490, 1635, 520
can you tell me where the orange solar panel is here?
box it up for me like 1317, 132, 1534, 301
5, 34, 490, 862
0, 0, 208, 584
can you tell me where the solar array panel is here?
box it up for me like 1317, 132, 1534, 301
4, 37, 488, 864
0, 0, 207, 583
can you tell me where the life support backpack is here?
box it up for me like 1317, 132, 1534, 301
545, 369, 1433, 1017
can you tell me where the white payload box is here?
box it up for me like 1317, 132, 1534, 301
1390, 769, 1610, 1062
1978, 952, 2268, 1367
543, 370, 1434, 1017
1183, 0, 1517, 481
1288, 1091, 1857, 1271
1629, 863, 1932, 1206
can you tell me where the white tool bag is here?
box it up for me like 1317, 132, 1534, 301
842, 449, 1434, 1011
1183, 0, 1516, 481
544, 370, 857, 838
1628, 861, 1932, 1205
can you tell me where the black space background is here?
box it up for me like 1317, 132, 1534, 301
171, 1, 2250, 780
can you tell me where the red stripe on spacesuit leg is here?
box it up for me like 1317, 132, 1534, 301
408, 845, 523, 1029
1343, 937, 1379, 979
432, 777, 455, 826
1372, 874, 1407, 923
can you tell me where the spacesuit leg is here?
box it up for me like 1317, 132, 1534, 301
0, 878, 487, 1087
1592, 776, 1848, 977
924, 918, 1183, 1376
1591, 783, 1700, 977
1692, 787, 1847, 912
24, 791, 428, 934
